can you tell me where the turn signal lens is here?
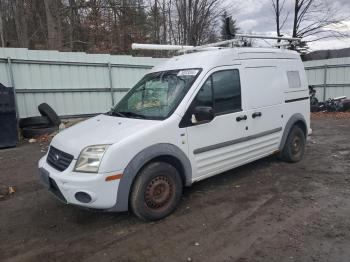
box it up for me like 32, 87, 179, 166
105, 174, 123, 181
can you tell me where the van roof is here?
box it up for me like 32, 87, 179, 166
150, 47, 300, 73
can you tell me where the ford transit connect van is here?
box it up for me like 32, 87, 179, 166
39, 47, 310, 220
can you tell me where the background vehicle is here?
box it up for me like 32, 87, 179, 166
320, 96, 348, 112
309, 85, 349, 112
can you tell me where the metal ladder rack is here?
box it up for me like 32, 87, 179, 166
132, 34, 301, 53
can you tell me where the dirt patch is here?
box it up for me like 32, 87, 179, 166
1, 117, 350, 262
311, 111, 350, 119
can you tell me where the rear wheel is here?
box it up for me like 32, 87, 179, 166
130, 162, 183, 221
281, 125, 306, 163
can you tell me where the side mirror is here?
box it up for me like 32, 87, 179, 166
191, 106, 214, 124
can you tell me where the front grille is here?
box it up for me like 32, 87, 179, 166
47, 146, 74, 171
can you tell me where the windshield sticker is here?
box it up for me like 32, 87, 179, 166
177, 69, 199, 76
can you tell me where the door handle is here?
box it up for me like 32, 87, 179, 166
252, 112, 262, 119
236, 115, 247, 122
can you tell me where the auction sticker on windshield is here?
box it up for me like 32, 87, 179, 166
177, 69, 199, 76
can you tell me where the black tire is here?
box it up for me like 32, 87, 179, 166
19, 116, 51, 128
38, 103, 61, 126
22, 126, 58, 138
281, 126, 306, 163
310, 105, 319, 112
342, 100, 350, 111
130, 162, 183, 221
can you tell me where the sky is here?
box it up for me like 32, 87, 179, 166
228, 0, 350, 51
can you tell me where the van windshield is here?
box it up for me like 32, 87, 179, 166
111, 69, 201, 120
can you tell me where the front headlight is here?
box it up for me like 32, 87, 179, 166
74, 145, 109, 173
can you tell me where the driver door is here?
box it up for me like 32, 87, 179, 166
182, 66, 249, 181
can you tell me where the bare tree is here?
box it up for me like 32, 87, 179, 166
271, 0, 289, 43
271, 0, 348, 51
168, 0, 223, 45
44, 0, 63, 50
68, 0, 80, 51
0, 0, 236, 53
150, 0, 160, 43
13, 0, 29, 47
292, 0, 347, 40
0, 0, 4, 47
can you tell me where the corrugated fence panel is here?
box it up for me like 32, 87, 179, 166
2, 47, 350, 118
0, 48, 165, 118
0, 61, 10, 87
304, 57, 350, 101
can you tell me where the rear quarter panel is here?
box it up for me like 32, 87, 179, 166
280, 58, 310, 134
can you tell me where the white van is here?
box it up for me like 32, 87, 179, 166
38, 47, 310, 220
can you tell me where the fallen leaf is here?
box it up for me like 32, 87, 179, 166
8, 186, 16, 194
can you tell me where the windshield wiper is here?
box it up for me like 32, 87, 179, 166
119, 111, 146, 119
110, 110, 127, 118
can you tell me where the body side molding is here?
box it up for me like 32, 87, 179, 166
285, 97, 309, 103
194, 127, 282, 155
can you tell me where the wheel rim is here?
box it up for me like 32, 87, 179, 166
291, 135, 302, 155
145, 175, 173, 210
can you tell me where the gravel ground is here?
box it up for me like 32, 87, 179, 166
0, 115, 349, 262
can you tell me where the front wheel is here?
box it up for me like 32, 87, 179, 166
130, 162, 183, 221
280, 126, 306, 163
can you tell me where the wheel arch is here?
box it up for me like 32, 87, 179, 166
279, 113, 307, 151
108, 143, 192, 212
146, 155, 188, 186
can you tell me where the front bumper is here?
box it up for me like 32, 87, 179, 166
38, 156, 123, 210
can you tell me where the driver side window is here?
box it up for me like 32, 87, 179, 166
191, 77, 213, 108
180, 69, 241, 127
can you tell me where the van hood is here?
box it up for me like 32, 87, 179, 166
51, 114, 159, 158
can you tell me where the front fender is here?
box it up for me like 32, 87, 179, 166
108, 143, 192, 212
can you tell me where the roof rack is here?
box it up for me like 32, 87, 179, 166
132, 34, 301, 53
